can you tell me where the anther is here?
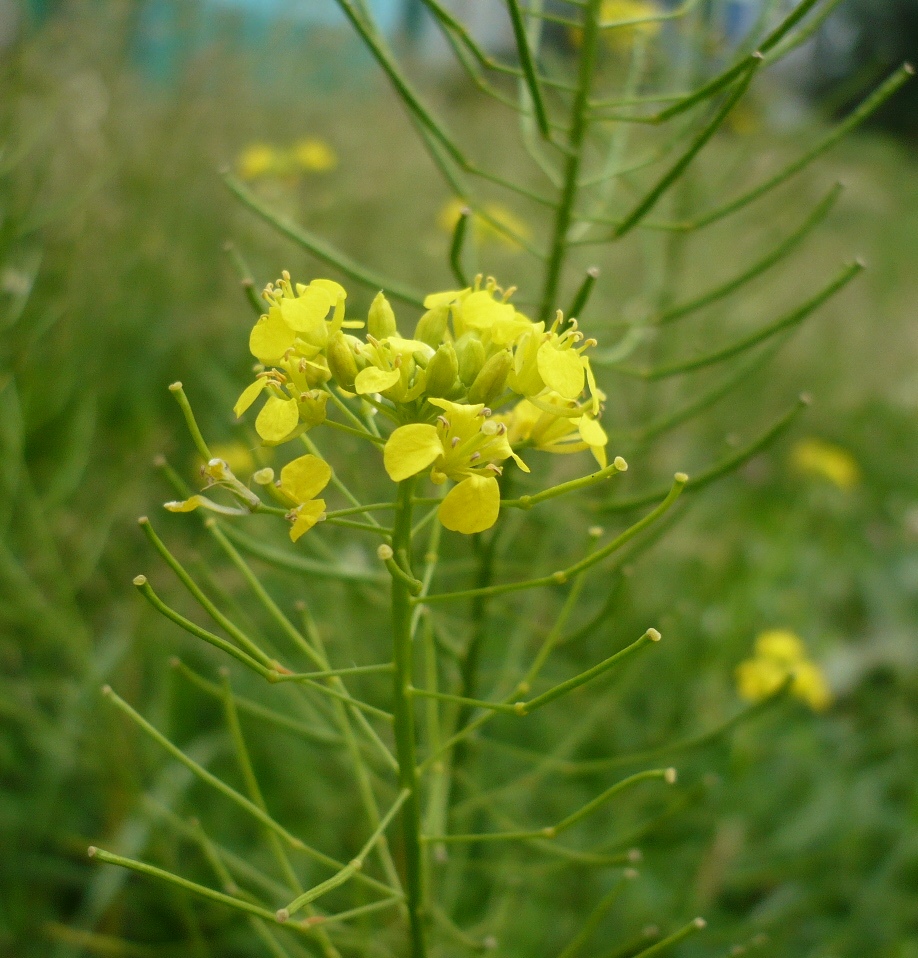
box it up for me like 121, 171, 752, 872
647, 628, 662, 642
377, 544, 394, 561
664, 767, 677, 784
276, 909, 290, 924
451, 436, 460, 447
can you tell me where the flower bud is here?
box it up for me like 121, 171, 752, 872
468, 349, 512, 405
325, 332, 359, 390
456, 333, 485, 386
414, 305, 449, 347
424, 343, 460, 398
368, 291, 397, 339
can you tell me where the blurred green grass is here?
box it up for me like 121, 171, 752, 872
1, 5, 917, 958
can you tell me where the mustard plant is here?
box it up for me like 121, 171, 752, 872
88, 2, 911, 957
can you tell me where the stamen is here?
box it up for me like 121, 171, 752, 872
451, 436, 460, 447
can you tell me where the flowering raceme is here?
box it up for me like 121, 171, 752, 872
217, 272, 610, 538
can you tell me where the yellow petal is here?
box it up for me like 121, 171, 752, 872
354, 366, 401, 395
290, 499, 326, 542
438, 475, 500, 534
424, 288, 468, 309
537, 343, 584, 400
311, 278, 347, 301
461, 290, 515, 330
233, 379, 268, 418
280, 454, 332, 504
280, 285, 334, 332
383, 424, 442, 482
255, 395, 300, 443
164, 495, 204, 513
755, 629, 805, 664
249, 308, 296, 364
577, 415, 608, 467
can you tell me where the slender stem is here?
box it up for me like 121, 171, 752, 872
390, 479, 428, 958
539, 0, 602, 321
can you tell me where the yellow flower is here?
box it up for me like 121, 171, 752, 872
508, 313, 601, 414
235, 274, 358, 443
570, 0, 661, 50
275, 454, 332, 542
736, 629, 832, 712
383, 399, 528, 534
599, 0, 661, 46
790, 438, 860, 491
438, 198, 532, 251
754, 628, 806, 665
237, 143, 278, 180
291, 138, 337, 173
498, 395, 609, 468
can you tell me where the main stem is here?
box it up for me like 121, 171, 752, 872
538, 0, 602, 322
391, 478, 427, 958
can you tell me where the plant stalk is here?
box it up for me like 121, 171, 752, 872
391, 478, 427, 958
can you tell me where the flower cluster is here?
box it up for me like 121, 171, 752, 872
736, 629, 832, 712
237, 138, 338, 181
182, 273, 609, 539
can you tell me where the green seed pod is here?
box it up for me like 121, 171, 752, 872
468, 349, 512, 405
424, 342, 460, 398
325, 332, 359, 391
368, 291, 398, 339
456, 333, 485, 386
413, 305, 449, 347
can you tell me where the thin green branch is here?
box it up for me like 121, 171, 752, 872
613, 59, 760, 238
502, 456, 628, 510
223, 241, 264, 315
278, 790, 410, 919
421, 474, 686, 603
87, 847, 283, 924
630, 918, 707, 957
506, 0, 551, 137
168, 382, 212, 461
613, 261, 862, 379
171, 658, 342, 746
424, 768, 673, 843
681, 65, 914, 231
138, 516, 275, 667
600, 395, 809, 513
224, 173, 424, 307
656, 183, 843, 324
133, 574, 272, 678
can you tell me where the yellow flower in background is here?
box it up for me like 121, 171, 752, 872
736, 629, 832, 712
791, 438, 861, 491
438, 198, 532, 251
206, 441, 256, 477
571, 0, 661, 50
292, 138, 337, 172
236, 138, 337, 181
237, 143, 279, 181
